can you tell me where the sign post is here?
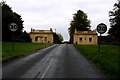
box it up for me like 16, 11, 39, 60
97, 23, 107, 52
9, 23, 18, 52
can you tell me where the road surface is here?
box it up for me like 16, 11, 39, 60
2, 44, 106, 79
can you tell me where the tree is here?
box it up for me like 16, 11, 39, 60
2, 1, 24, 41
1, 1, 31, 42
57, 33, 63, 42
53, 33, 63, 44
108, 0, 120, 42
20, 31, 31, 42
68, 10, 91, 43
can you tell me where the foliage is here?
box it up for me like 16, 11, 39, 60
57, 33, 63, 42
1, 1, 31, 42
108, 0, 120, 42
68, 10, 91, 43
2, 42, 51, 62
53, 33, 63, 44
74, 45, 120, 78
16, 31, 31, 42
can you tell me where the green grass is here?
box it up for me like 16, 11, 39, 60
74, 45, 120, 78
2, 42, 52, 62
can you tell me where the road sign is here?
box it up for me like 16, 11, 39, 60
9, 23, 18, 32
9, 23, 18, 52
97, 23, 107, 34
96, 23, 107, 52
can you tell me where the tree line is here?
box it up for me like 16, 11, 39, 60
68, 0, 120, 44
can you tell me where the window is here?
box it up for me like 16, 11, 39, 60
44, 37, 47, 42
35, 36, 38, 41
89, 38, 92, 42
80, 37, 82, 42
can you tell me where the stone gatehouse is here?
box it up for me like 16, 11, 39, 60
29, 28, 54, 43
73, 29, 98, 45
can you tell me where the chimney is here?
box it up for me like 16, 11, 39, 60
75, 29, 77, 33
31, 28, 33, 32
50, 28, 53, 32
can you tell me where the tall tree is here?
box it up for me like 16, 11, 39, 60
2, 1, 24, 41
68, 10, 91, 43
108, 0, 120, 42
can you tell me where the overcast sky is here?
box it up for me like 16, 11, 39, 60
5, 0, 117, 41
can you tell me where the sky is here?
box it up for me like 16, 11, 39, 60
5, 0, 117, 41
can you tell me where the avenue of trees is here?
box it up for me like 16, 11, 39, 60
68, 10, 91, 43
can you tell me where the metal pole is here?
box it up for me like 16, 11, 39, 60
117, 39, 120, 72
12, 32, 14, 52
98, 34, 102, 52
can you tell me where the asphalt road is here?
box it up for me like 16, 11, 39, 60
2, 44, 106, 79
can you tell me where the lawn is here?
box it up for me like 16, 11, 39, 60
2, 42, 52, 62
74, 44, 120, 78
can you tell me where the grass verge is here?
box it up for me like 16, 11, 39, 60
2, 42, 52, 62
74, 44, 120, 78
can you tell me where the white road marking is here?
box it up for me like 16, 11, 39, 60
39, 47, 58, 79
40, 58, 54, 79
